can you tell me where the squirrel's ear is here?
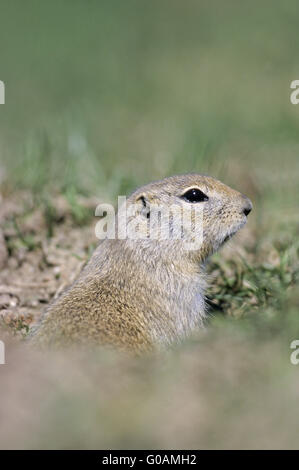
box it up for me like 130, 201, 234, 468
136, 194, 150, 219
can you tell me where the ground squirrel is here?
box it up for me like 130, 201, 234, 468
30, 174, 252, 352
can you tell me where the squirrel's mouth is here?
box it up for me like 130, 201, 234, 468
221, 233, 234, 247
221, 219, 246, 246
222, 228, 238, 245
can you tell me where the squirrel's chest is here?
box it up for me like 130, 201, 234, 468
147, 274, 206, 345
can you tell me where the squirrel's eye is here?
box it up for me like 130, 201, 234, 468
181, 188, 209, 203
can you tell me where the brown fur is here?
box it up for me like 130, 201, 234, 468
30, 174, 252, 352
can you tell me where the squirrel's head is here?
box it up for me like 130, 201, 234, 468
119, 174, 252, 263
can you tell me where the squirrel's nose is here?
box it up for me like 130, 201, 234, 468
242, 197, 252, 217
243, 206, 252, 216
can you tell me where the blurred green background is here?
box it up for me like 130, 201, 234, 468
0, 0, 299, 450
0, 0, 298, 211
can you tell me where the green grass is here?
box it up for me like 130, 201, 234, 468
0, 0, 299, 200
0, 0, 299, 449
